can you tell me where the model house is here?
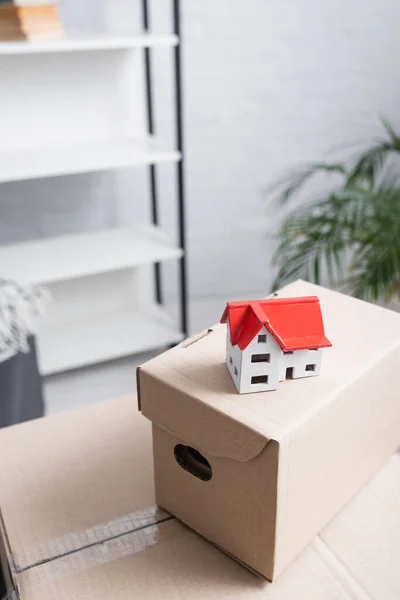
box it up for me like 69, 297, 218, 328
220, 295, 332, 393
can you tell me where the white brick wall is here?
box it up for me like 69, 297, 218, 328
1, 0, 400, 333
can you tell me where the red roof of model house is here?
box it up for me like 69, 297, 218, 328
220, 296, 332, 352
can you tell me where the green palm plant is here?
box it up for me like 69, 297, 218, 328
269, 120, 400, 303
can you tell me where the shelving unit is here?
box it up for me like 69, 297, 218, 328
0, 225, 183, 285
40, 302, 182, 375
0, 1, 188, 375
0, 34, 178, 55
0, 137, 180, 183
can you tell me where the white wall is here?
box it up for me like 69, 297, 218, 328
1, 0, 399, 334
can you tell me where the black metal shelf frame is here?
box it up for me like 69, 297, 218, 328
141, 0, 188, 337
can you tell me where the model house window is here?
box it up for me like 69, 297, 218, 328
309, 348, 318, 351
229, 356, 233, 364
234, 366, 238, 376
257, 334, 266, 343
284, 351, 293, 355
251, 353, 270, 363
251, 375, 268, 384
306, 364, 316, 372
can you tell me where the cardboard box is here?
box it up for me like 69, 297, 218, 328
1, 396, 400, 599
0, 396, 154, 574
138, 280, 400, 580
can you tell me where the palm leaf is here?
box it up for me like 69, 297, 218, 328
345, 119, 400, 187
268, 120, 400, 302
344, 187, 400, 300
266, 163, 346, 206
381, 117, 400, 148
345, 141, 393, 187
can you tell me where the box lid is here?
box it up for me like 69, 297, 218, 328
138, 280, 400, 462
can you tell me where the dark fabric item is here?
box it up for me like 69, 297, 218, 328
0, 569, 5, 598
0, 336, 44, 428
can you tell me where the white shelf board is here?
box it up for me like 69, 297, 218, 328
0, 34, 178, 55
0, 137, 180, 183
0, 225, 183, 285
39, 303, 182, 375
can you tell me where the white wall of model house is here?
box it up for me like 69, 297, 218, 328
226, 324, 322, 394
1, 0, 399, 336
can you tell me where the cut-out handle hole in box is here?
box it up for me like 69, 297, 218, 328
174, 444, 212, 481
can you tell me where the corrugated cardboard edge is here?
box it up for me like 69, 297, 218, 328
0, 508, 18, 599
136, 365, 142, 412
178, 328, 215, 349
211, 541, 270, 581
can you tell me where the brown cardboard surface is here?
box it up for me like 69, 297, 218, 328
139, 280, 400, 450
138, 281, 400, 578
153, 423, 280, 579
10, 458, 400, 599
0, 395, 153, 571
0, 395, 400, 598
